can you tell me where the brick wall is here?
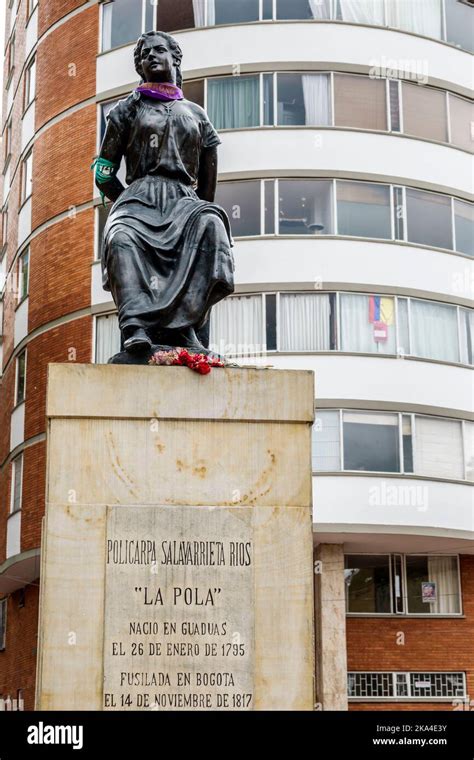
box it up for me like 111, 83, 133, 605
38, 0, 88, 38
0, 585, 40, 711
346, 555, 474, 711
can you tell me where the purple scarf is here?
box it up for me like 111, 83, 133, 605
135, 82, 184, 101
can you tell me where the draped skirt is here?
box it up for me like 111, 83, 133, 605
101, 174, 234, 339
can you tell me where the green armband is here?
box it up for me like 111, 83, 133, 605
91, 156, 120, 207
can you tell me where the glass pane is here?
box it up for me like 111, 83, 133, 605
459, 308, 473, 365
465, 421, 474, 482
340, 294, 396, 354
95, 314, 121, 364
264, 180, 275, 234
265, 294, 277, 351
20, 250, 29, 299
389, 80, 400, 131
445, 0, 474, 53
406, 189, 453, 249
262, 0, 273, 19
386, 0, 442, 39
276, 0, 318, 19
312, 410, 340, 471
16, 352, 26, 404
280, 293, 332, 351
145, 0, 154, 28
184, 79, 204, 107
402, 83, 448, 142
102, 0, 143, 51
397, 298, 410, 356
406, 555, 460, 614
263, 73, 274, 125
334, 74, 387, 131
449, 95, 474, 153
215, 180, 261, 236
409, 300, 459, 363
214, 0, 259, 24
345, 555, 391, 614
343, 411, 400, 472
279, 180, 333, 235
207, 76, 260, 129
415, 416, 464, 480
393, 555, 404, 613
277, 73, 331, 126
97, 204, 112, 259
210, 295, 264, 356
402, 415, 414, 473
12, 455, 23, 512
337, 1, 385, 24
454, 200, 474, 256
337, 181, 391, 239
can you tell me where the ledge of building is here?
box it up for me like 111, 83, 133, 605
0, 548, 40, 594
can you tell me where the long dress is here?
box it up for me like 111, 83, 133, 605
98, 91, 234, 343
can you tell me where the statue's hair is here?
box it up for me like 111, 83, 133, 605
133, 31, 183, 88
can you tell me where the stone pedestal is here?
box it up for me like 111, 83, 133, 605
36, 363, 315, 711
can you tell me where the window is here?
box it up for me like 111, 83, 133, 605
210, 294, 264, 356
215, 181, 261, 236
454, 199, 474, 256
279, 293, 335, 351
213, 0, 260, 25
7, 34, 15, 79
10, 454, 23, 513
183, 79, 204, 108
345, 554, 461, 616
345, 555, 391, 613
388, 80, 401, 132
95, 313, 121, 364
334, 74, 387, 131
312, 411, 340, 471
1, 208, 8, 252
279, 180, 333, 234
402, 83, 448, 142
20, 151, 33, 203
464, 421, 474, 482
449, 95, 474, 153
276, 0, 321, 19
4, 119, 12, 166
207, 75, 260, 129
340, 294, 396, 354
343, 412, 400, 472
277, 73, 331, 126
445, 0, 474, 52
0, 599, 6, 650
460, 308, 474, 364
415, 417, 464, 480
17, 249, 29, 302
406, 555, 461, 614
15, 350, 26, 405
409, 299, 459, 363
348, 672, 466, 699
336, 181, 391, 239
156, 0, 196, 31
405, 188, 453, 249
101, 0, 155, 51
24, 57, 36, 110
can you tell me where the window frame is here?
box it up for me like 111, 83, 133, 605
24, 56, 36, 112
345, 553, 463, 618
20, 151, 33, 204
17, 248, 29, 304
10, 453, 23, 515
348, 670, 467, 701
100, 0, 158, 53
15, 349, 26, 406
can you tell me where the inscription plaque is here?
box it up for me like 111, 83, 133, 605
103, 505, 254, 710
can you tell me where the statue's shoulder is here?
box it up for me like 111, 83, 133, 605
181, 99, 209, 122
107, 91, 141, 127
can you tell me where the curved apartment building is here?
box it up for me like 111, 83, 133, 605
0, 0, 473, 710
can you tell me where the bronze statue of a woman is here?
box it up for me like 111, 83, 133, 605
93, 30, 234, 361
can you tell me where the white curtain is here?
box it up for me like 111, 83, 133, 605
460, 308, 473, 365
207, 76, 260, 129
302, 74, 331, 125
340, 294, 396, 354
415, 417, 464, 480
280, 293, 331, 351
464, 421, 473, 482
309, 0, 332, 19
428, 556, 459, 614
386, 0, 442, 39
96, 314, 121, 364
338, 0, 385, 24
410, 300, 459, 363
193, 0, 215, 26
209, 295, 264, 356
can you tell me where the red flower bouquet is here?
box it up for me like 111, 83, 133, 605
149, 348, 225, 375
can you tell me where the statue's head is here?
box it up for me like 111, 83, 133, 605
134, 31, 183, 87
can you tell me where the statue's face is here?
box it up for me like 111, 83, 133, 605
140, 35, 175, 83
